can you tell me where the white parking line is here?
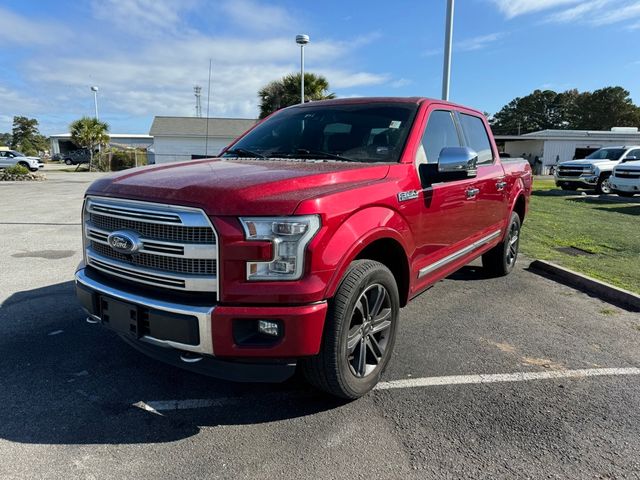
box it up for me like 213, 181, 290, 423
132, 367, 640, 413
375, 367, 640, 390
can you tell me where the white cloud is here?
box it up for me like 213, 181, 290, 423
591, 1, 640, 25
220, 0, 294, 30
390, 78, 412, 88
0, 7, 69, 46
491, 0, 581, 18
545, 0, 612, 23
0, 2, 399, 134
423, 32, 505, 56
457, 33, 505, 51
91, 0, 198, 35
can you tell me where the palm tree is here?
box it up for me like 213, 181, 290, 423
258, 73, 336, 118
69, 117, 110, 171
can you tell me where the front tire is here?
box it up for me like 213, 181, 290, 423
301, 260, 399, 399
596, 174, 612, 194
482, 211, 521, 277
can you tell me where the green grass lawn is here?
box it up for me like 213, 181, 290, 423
521, 178, 640, 294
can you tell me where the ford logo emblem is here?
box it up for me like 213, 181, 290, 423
107, 230, 141, 254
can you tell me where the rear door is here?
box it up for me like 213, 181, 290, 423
457, 112, 509, 236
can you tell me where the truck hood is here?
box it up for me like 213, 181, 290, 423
86, 158, 391, 216
616, 160, 640, 171
560, 159, 620, 168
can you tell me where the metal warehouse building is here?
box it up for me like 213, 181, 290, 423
495, 127, 640, 174
149, 116, 258, 163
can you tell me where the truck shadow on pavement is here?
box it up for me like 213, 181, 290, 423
0, 282, 345, 445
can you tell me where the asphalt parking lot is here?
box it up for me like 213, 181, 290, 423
1, 171, 640, 479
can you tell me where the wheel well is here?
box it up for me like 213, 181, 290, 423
513, 195, 526, 223
355, 238, 410, 307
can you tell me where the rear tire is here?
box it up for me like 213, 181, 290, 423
482, 212, 521, 277
65, 159, 73, 165
301, 260, 399, 399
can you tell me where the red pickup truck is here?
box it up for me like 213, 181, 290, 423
76, 97, 532, 398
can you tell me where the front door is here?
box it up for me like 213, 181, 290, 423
412, 108, 479, 290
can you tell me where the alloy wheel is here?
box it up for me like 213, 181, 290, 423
346, 283, 393, 378
506, 221, 520, 267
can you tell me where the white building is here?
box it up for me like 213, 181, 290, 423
495, 127, 640, 173
149, 116, 258, 163
50, 133, 153, 155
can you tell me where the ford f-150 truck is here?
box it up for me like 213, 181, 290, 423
554, 146, 640, 194
75, 97, 532, 399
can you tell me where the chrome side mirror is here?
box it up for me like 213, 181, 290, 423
438, 146, 478, 178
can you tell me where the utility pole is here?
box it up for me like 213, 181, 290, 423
91, 86, 99, 119
296, 34, 310, 104
441, 0, 455, 101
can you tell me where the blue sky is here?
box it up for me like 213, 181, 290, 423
2, 0, 640, 135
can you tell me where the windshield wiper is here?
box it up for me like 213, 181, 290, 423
225, 147, 266, 159
286, 149, 356, 162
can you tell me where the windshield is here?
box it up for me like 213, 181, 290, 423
586, 148, 625, 160
223, 103, 419, 163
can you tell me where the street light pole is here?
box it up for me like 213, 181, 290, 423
296, 34, 310, 104
441, 0, 455, 101
91, 86, 99, 119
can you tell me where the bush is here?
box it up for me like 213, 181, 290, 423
5, 164, 29, 175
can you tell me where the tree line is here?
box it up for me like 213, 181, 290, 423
489, 86, 640, 135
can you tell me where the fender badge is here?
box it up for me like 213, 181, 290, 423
397, 190, 419, 202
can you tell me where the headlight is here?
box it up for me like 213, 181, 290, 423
239, 215, 320, 281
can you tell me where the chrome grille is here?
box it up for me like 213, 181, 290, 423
558, 166, 588, 177
91, 241, 215, 275
615, 170, 640, 179
84, 197, 219, 294
90, 213, 215, 244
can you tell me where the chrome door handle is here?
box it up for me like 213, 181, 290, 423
496, 181, 507, 191
466, 187, 480, 199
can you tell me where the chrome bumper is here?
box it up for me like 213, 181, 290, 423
75, 268, 215, 355
554, 175, 598, 186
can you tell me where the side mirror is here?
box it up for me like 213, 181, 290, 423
438, 146, 478, 178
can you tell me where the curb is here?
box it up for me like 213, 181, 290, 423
528, 260, 640, 312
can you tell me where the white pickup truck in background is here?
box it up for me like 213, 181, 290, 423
610, 160, 640, 197
554, 145, 640, 194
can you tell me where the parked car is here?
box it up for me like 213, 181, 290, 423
610, 160, 640, 197
75, 97, 532, 399
62, 149, 91, 165
554, 145, 640, 194
0, 150, 43, 171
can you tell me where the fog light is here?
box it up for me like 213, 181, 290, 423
258, 320, 280, 336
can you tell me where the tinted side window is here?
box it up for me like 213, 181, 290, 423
419, 110, 461, 164
459, 113, 493, 165
626, 149, 640, 159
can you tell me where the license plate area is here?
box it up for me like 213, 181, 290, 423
100, 296, 140, 338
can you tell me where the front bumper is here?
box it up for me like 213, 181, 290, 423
75, 267, 328, 380
554, 174, 598, 187
610, 176, 640, 193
